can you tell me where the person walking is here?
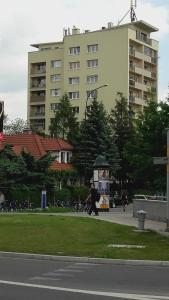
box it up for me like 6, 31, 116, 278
88, 184, 100, 216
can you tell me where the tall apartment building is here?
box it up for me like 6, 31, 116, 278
28, 20, 158, 133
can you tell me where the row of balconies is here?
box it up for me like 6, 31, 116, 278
129, 64, 156, 79
129, 48, 157, 65
129, 79, 156, 93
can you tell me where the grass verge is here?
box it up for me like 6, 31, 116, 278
0, 214, 169, 260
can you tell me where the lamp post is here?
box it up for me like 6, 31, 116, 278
85, 84, 108, 121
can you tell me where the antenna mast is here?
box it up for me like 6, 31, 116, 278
118, 0, 137, 25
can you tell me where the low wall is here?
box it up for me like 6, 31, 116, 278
133, 199, 167, 222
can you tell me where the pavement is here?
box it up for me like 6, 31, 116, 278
59, 204, 169, 238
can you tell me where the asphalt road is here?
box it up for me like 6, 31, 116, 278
0, 256, 169, 300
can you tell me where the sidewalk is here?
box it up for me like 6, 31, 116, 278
63, 204, 169, 238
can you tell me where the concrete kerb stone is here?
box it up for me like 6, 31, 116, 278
1, 251, 169, 267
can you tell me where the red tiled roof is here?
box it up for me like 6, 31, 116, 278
0, 133, 73, 171
40, 137, 73, 151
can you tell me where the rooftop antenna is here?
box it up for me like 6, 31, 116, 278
118, 0, 137, 25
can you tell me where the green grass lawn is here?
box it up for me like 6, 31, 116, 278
0, 214, 169, 261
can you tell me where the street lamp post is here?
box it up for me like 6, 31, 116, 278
84, 84, 108, 121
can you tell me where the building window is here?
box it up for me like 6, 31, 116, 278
72, 106, 79, 113
87, 59, 98, 68
87, 44, 98, 53
51, 74, 61, 82
69, 77, 80, 84
61, 152, 66, 163
69, 46, 80, 55
51, 60, 61, 68
67, 152, 72, 163
87, 75, 98, 83
69, 61, 80, 70
50, 103, 61, 111
51, 89, 61, 96
69, 92, 79, 99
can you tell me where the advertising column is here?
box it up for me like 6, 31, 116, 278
93, 155, 110, 212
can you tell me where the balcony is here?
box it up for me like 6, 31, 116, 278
31, 66, 46, 76
30, 83, 46, 90
30, 96, 45, 103
129, 95, 143, 106
30, 111, 45, 118
129, 64, 143, 75
136, 33, 152, 46
129, 48, 143, 60
129, 80, 144, 91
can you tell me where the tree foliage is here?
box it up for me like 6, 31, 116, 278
124, 100, 169, 192
109, 92, 135, 184
74, 97, 119, 182
49, 94, 79, 145
4, 118, 27, 134
0, 145, 55, 192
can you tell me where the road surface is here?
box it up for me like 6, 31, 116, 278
0, 255, 169, 299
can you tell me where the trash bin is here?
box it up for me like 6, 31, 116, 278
137, 210, 146, 230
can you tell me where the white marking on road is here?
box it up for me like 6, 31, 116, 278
0, 280, 168, 299
30, 277, 61, 281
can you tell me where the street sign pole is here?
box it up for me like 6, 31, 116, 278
167, 129, 169, 231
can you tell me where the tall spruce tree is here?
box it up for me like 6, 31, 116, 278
75, 97, 119, 182
49, 94, 79, 145
125, 100, 169, 192
109, 92, 135, 189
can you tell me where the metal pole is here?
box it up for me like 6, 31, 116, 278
167, 129, 169, 231
84, 84, 108, 121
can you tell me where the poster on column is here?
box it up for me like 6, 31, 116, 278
96, 194, 109, 210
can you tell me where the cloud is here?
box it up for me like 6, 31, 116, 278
0, 0, 169, 120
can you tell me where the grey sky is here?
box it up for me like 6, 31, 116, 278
0, 0, 169, 120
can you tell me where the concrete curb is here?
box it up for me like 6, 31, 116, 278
1, 251, 169, 267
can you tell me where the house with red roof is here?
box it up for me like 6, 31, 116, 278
0, 131, 74, 171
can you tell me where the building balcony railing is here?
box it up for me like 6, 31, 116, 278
136, 33, 152, 46
30, 111, 45, 118
31, 83, 46, 89
30, 96, 45, 103
31, 68, 46, 75
129, 80, 143, 90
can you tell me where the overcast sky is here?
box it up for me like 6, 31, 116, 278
0, 0, 169, 120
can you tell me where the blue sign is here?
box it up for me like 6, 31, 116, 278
41, 190, 46, 209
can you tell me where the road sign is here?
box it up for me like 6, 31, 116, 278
153, 157, 169, 165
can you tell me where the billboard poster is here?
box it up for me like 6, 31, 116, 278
98, 169, 109, 181
96, 194, 109, 210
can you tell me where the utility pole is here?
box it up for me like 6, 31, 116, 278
0, 101, 4, 133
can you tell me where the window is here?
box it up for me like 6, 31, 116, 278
69, 46, 80, 55
87, 75, 98, 83
67, 152, 72, 163
51, 74, 61, 82
69, 77, 80, 84
61, 152, 66, 163
50, 103, 61, 111
69, 61, 80, 70
51, 89, 61, 96
69, 92, 79, 99
87, 44, 98, 53
72, 106, 79, 113
51, 60, 61, 68
87, 59, 98, 68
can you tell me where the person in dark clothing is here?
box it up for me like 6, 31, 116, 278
88, 184, 99, 216
121, 191, 128, 212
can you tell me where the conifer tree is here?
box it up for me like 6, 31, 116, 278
75, 97, 119, 182
49, 94, 79, 145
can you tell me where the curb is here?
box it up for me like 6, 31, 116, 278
0, 251, 169, 267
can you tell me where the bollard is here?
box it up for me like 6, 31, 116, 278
137, 210, 147, 230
